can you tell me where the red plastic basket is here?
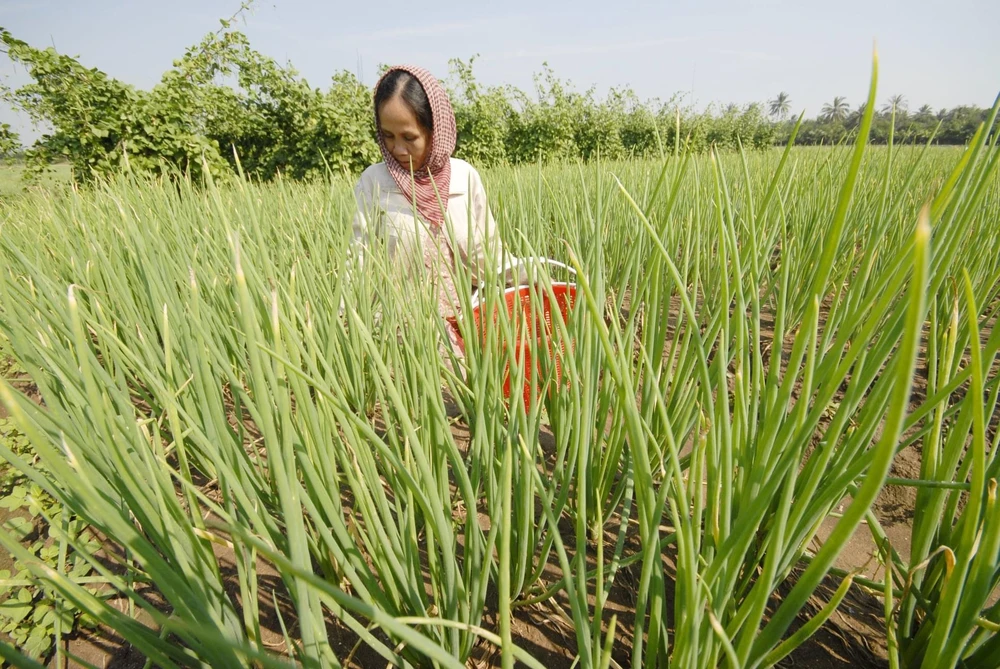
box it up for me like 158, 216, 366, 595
451, 281, 576, 409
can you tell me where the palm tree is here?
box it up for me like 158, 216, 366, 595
847, 102, 869, 128
820, 96, 850, 123
916, 104, 934, 120
881, 94, 908, 116
768, 92, 791, 120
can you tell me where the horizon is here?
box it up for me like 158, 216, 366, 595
2, 0, 998, 145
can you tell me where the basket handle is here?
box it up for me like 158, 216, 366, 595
500, 256, 577, 279
471, 256, 576, 308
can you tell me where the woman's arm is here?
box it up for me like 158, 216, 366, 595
349, 168, 392, 273
349, 180, 369, 272
468, 167, 526, 288
342, 171, 381, 314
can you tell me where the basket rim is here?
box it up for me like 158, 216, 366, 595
471, 281, 576, 310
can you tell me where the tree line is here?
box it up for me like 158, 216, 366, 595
0, 24, 993, 185
769, 91, 993, 146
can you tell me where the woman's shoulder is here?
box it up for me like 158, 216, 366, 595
449, 157, 479, 177
449, 158, 485, 192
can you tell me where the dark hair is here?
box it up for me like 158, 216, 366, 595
374, 70, 434, 133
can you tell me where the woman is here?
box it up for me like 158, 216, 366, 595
350, 64, 519, 353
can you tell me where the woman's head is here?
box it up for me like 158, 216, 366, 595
373, 66, 455, 175
371, 66, 457, 226
375, 70, 433, 171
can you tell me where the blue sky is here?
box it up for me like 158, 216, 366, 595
2, 0, 998, 143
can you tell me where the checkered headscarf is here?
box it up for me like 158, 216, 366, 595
374, 65, 457, 228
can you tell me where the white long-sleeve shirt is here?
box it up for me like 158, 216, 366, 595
350, 157, 523, 289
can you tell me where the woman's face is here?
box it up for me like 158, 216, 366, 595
378, 95, 431, 172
